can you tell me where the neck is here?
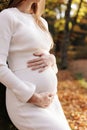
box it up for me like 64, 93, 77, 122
17, 2, 33, 14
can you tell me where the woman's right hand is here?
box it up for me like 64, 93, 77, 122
27, 92, 55, 108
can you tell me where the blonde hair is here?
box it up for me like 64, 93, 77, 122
8, 0, 54, 47
31, 0, 47, 31
35, 0, 54, 48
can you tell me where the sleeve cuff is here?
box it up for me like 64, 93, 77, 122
12, 81, 36, 103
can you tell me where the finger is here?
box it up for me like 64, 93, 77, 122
48, 93, 55, 97
44, 104, 49, 108
27, 57, 42, 64
33, 49, 48, 57
49, 93, 54, 97
33, 52, 44, 57
50, 96, 54, 101
27, 60, 44, 67
38, 66, 49, 73
48, 96, 54, 103
31, 64, 47, 70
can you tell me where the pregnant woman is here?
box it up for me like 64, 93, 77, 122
0, 0, 71, 129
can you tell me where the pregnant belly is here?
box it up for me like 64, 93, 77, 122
13, 67, 58, 93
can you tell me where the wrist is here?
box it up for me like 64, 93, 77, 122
28, 93, 40, 104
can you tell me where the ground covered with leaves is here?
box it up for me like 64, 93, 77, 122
58, 70, 87, 130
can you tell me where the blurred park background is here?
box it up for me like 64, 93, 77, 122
0, 0, 87, 130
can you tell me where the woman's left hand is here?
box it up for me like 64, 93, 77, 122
27, 51, 56, 72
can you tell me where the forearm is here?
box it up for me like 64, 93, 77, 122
0, 62, 36, 102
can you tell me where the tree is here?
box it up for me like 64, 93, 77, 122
0, 0, 10, 11
45, 0, 87, 68
60, 0, 72, 69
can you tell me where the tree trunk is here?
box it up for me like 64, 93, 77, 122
60, 0, 72, 69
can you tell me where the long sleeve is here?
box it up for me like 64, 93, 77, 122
0, 10, 36, 103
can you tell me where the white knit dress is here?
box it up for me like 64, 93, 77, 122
0, 8, 71, 130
